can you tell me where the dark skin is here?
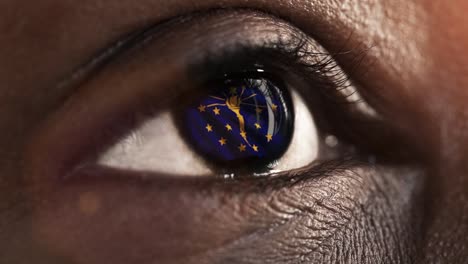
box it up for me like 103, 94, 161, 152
1, 0, 467, 263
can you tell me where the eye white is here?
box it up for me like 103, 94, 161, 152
270, 91, 318, 173
97, 90, 318, 176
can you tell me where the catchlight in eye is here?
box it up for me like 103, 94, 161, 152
179, 77, 294, 170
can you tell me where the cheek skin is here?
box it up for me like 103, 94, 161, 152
32, 166, 422, 264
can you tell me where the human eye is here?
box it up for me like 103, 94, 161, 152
98, 74, 317, 177
25, 9, 426, 264
28, 10, 408, 181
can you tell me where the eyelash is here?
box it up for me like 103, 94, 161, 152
37, 10, 413, 182
183, 40, 370, 154
192, 39, 414, 166
120, 33, 380, 170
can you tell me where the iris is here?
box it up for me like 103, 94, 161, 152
180, 77, 294, 170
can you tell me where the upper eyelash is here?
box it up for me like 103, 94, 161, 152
27, 7, 417, 189
57, 7, 370, 116
285, 37, 378, 118
188, 32, 376, 118
87, 10, 376, 144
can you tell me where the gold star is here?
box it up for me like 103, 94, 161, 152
206, 124, 213, 132
225, 124, 232, 131
252, 145, 259, 152
198, 105, 206, 112
254, 123, 261, 129
240, 131, 247, 138
238, 144, 246, 152
213, 107, 221, 115
256, 108, 263, 114
271, 103, 278, 111
266, 134, 273, 142
229, 87, 237, 95
219, 137, 227, 146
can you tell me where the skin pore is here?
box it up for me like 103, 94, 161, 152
0, 0, 468, 263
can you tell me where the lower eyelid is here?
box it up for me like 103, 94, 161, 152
32, 160, 403, 263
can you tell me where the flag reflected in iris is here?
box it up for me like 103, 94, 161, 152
182, 78, 294, 168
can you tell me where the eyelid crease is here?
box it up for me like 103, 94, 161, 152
187, 31, 378, 121
55, 8, 374, 114
53, 28, 149, 107
53, 9, 276, 103
28, 9, 385, 182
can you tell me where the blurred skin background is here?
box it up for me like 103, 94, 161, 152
0, 0, 468, 263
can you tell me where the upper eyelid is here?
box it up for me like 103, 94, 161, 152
28, 9, 376, 179
45, 8, 378, 131
54, 10, 327, 116
54, 29, 147, 104
56, 9, 311, 93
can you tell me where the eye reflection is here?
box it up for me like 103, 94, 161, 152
179, 76, 294, 170
97, 70, 318, 177
30, 10, 388, 183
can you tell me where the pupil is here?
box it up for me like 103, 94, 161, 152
180, 77, 294, 171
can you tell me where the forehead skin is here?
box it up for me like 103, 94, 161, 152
0, 0, 467, 263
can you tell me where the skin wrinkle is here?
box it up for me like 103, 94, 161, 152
33, 169, 348, 262
319, 169, 421, 263
305, 174, 393, 261
205, 166, 420, 264
29, 153, 416, 263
